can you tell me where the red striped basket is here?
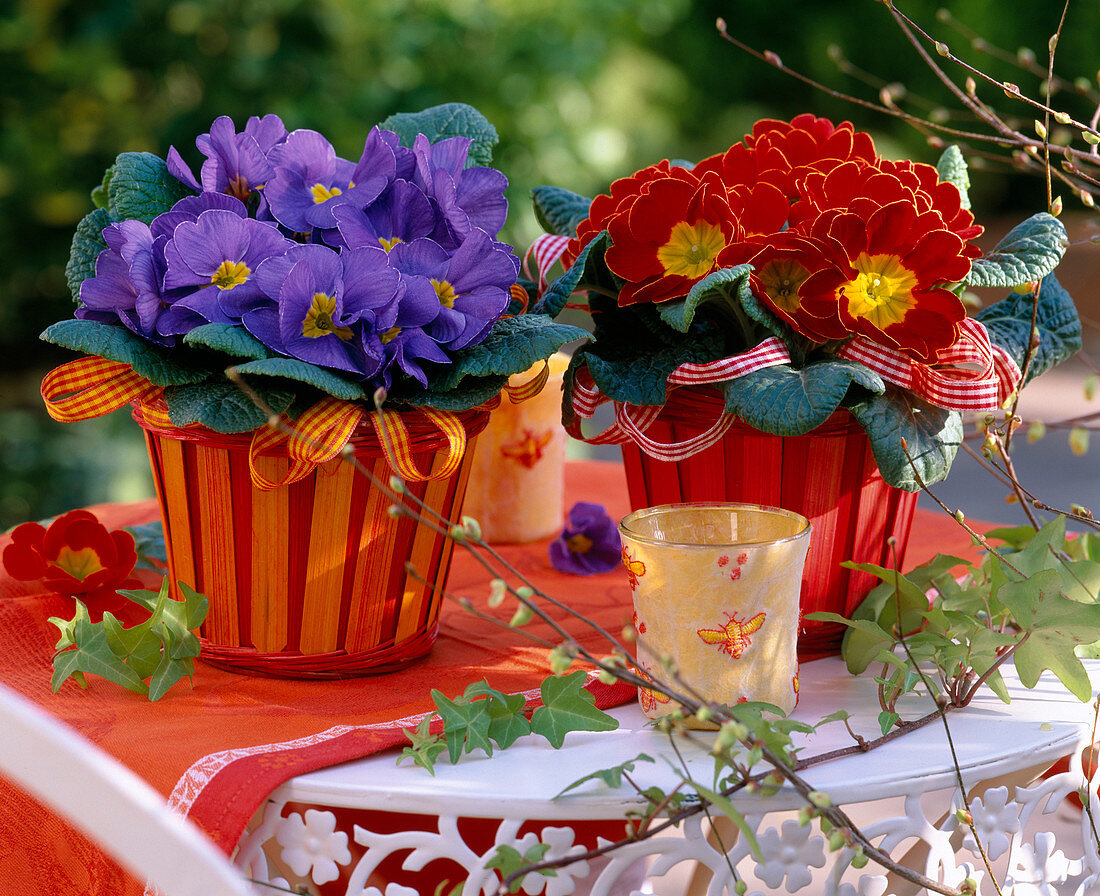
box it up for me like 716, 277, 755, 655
132, 401, 489, 678
618, 387, 918, 661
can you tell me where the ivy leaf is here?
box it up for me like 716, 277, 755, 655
847, 387, 963, 491
966, 213, 1067, 288
530, 671, 619, 749
997, 569, 1100, 701
485, 691, 532, 750
974, 274, 1082, 388
106, 152, 194, 224
399, 715, 447, 776
379, 103, 498, 168
936, 144, 971, 211
164, 381, 295, 433
183, 323, 272, 360
229, 357, 366, 401
687, 780, 761, 859
50, 611, 149, 696
532, 186, 591, 237
432, 689, 495, 763
65, 208, 113, 302
555, 753, 655, 799
41, 319, 208, 386
486, 843, 554, 894
427, 315, 589, 392
535, 230, 615, 317
722, 361, 883, 436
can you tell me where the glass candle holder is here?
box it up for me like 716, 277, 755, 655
619, 503, 811, 722
463, 352, 570, 543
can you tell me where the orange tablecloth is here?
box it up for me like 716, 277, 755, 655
0, 460, 983, 894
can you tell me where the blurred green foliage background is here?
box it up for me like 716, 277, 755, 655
3, 0, 1099, 528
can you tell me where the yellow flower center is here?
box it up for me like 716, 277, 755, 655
381, 326, 401, 344
210, 260, 251, 290
756, 259, 810, 314
311, 183, 343, 204
379, 236, 403, 252
432, 278, 459, 309
566, 533, 593, 554
842, 253, 918, 329
656, 220, 726, 279
54, 546, 105, 582
301, 293, 353, 340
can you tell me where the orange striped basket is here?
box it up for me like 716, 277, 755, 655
131, 399, 489, 678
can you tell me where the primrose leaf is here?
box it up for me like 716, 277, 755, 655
555, 753, 656, 799
657, 265, 754, 334
530, 671, 619, 749
41, 319, 208, 387
966, 213, 1067, 288
390, 374, 508, 412
106, 152, 194, 224
124, 520, 167, 571
163, 381, 295, 433
183, 323, 272, 360
427, 315, 588, 392
723, 361, 883, 436
532, 186, 591, 238
535, 230, 615, 317
379, 103, 498, 168
66, 208, 113, 302
936, 144, 971, 211
975, 274, 1082, 388
229, 357, 366, 401
847, 386, 963, 491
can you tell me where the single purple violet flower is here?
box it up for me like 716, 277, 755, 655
549, 503, 623, 575
332, 179, 436, 253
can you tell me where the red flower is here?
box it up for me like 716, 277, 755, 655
604, 169, 740, 305
564, 160, 696, 269
798, 199, 970, 361
3, 510, 139, 598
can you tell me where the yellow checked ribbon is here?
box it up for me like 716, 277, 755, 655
248, 398, 367, 490
369, 406, 468, 483
41, 356, 162, 423
502, 357, 550, 403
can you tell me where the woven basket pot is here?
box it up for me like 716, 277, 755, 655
132, 401, 488, 678
617, 387, 918, 661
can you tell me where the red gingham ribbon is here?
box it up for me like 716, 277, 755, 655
567, 337, 791, 461
524, 234, 571, 296
836, 318, 1021, 412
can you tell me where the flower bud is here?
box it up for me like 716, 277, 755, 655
460, 516, 482, 540
488, 578, 508, 608
510, 604, 533, 627
549, 645, 573, 674
388, 476, 405, 494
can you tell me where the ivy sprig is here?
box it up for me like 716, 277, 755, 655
49, 579, 208, 701
399, 672, 619, 775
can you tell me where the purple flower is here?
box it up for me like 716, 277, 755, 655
332, 179, 436, 252
387, 230, 516, 352
549, 503, 623, 575
167, 114, 288, 202
410, 133, 509, 248
150, 192, 247, 240
264, 130, 388, 232
161, 209, 294, 324
243, 243, 401, 377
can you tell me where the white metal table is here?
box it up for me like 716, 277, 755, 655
235, 657, 1100, 895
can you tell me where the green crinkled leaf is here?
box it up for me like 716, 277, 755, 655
579, 316, 725, 407
936, 144, 971, 211
847, 387, 963, 491
723, 360, 883, 436
40, 319, 208, 386
124, 521, 167, 571
392, 374, 508, 412
229, 357, 366, 401
530, 671, 619, 749
428, 315, 588, 392
657, 265, 754, 334
164, 381, 295, 433
106, 152, 194, 224
183, 323, 272, 360
966, 213, 1067, 288
532, 186, 591, 238
535, 230, 616, 317
379, 103, 498, 168
974, 273, 1081, 388
66, 208, 113, 303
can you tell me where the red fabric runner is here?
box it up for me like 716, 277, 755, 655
0, 460, 983, 894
